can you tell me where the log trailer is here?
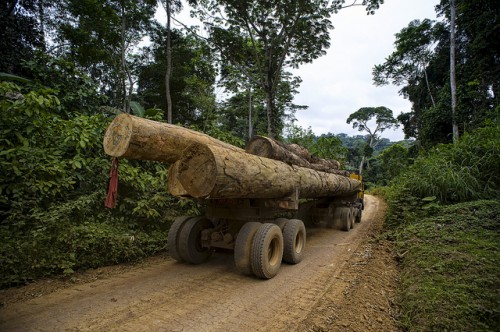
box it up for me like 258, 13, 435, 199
103, 114, 364, 279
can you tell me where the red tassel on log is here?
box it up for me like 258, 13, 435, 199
105, 157, 119, 208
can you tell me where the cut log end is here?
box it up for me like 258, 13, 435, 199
246, 136, 273, 159
103, 113, 133, 157
179, 143, 217, 198
168, 161, 191, 197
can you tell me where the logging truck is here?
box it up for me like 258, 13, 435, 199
103, 114, 364, 279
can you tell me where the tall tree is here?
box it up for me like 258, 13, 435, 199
346, 106, 398, 174
375, 0, 499, 148
218, 91, 266, 141
193, 0, 384, 138
449, 0, 458, 143
438, 0, 500, 101
158, 0, 182, 123
0, 0, 45, 75
137, 26, 217, 126
57, 0, 156, 111
373, 19, 443, 108
373, 19, 452, 147
216, 71, 305, 142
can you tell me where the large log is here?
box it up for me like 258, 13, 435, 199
103, 113, 243, 163
246, 136, 344, 174
246, 136, 312, 168
177, 143, 360, 199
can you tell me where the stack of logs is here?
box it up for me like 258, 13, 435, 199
103, 114, 360, 201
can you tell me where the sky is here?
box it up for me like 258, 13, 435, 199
290, 0, 440, 141
160, 0, 441, 141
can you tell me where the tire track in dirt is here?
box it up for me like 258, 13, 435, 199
0, 196, 380, 332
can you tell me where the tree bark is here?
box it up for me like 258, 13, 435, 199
265, 91, 275, 138
246, 136, 343, 174
450, 0, 459, 143
286, 143, 341, 170
120, 4, 130, 113
358, 155, 365, 175
177, 143, 360, 199
423, 66, 436, 107
38, 0, 46, 51
248, 85, 252, 140
103, 114, 243, 163
247, 136, 311, 167
165, 0, 173, 124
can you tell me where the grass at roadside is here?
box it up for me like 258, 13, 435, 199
384, 199, 500, 331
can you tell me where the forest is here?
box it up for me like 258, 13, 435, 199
0, 0, 499, 330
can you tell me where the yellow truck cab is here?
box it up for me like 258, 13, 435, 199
349, 172, 364, 210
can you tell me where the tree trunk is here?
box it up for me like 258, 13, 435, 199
165, 0, 173, 124
423, 66, 436, 107
246, 136, 343, 174
265, 92, 275, 138
450, 0, 459, 143
38, 0, 46, 50
103, 114, 243, 163
120, 5, 130, 113
248, 85, 252, 140
247, 136, 310, 167
177, 143, 360, 199
358, 155, 365, 175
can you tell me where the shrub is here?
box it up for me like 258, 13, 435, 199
0, 82, 188, 288
389, 121, 500, 204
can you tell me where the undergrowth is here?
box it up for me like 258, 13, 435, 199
382, 122, 500, 331
386, 200, 500, 331
390, 122, 500, 203
0, 82, 200, 288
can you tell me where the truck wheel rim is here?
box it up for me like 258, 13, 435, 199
294, 232, 305, 254
268, 236, 281, 266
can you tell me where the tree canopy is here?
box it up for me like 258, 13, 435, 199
374, 0, 499, 148
347, 106, 398, 174
191, 0, 384, 137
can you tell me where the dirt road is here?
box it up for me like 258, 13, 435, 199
0, 195, 399, 331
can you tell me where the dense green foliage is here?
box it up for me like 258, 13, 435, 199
137, 26, 217, 125
389, 121, 500, 203
0, 76, 192, 288
374, 0, 499, 148
284, 125, 348, 162
371, 1, 500, 328
379, 122, 500, 330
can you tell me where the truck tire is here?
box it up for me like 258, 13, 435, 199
338, 207, 351, 232
178, 216, 213, 264
251, 223, 284, 279
282, 219, 306, 264
234, 222, 261, 275
167, 216, 191, 262
355, 208, 362, 223
349, 207, 355, 229
274, 218, 289, 230
326, 204, 337, 229
331, 206, 346, 230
